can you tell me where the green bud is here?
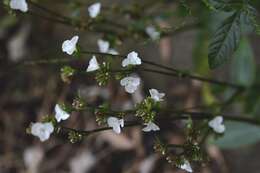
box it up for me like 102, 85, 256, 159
61, 66, 75, 84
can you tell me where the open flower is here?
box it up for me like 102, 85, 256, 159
142, 122, 160, 132
179, 160, 193, 172
145, 26, 160, 40
97, 39, 109, 53
208, 116, 225, 133
107, 117, 124, 134
149, 89, 165, 102
31, 122, 54, 142
88, 2, 101, 18
86, 56, 100, 72
122, 51, 142, 67
55, 104, 70, 122
62, 35, 79, 55
120, 76, 140, 93
10, 0, 28, 12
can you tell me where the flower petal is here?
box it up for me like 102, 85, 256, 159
86, 56, 100, 72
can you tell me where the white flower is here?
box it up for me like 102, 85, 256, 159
86, 56, 100, 72
10, 0, 28, 12
145, 26, 160, 40
142, 122, 160, 132
107, 117, 124, 134
55, 104, 70, 122
179, 160, 193, 172
62, 35, 79, 55
122, 51, 142, 67
120, 76, 140, 93
31, 122, 54, 142
97, 39, 109, 53
108, 49, 119, 55
88, 2, 101, 18
149, 89, 165, 102
208, 116, 225, 133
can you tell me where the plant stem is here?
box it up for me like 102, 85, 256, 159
59, 112, 260, 137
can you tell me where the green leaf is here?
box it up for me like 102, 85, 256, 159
208, 11, 242, 69
213, 121, 260, 149
230, 37, 255, 86
203, 0, 243, 12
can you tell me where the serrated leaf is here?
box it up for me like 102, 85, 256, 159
212, 121, 260, 149
230, 37, 255, 86
208, 12, 242, 69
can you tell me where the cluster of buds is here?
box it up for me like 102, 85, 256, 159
135, 97, 159, 123
95, 62, 112, 86
60, 66, 76, 84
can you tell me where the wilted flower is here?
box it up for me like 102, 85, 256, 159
88, 2, 101, 18
208, 116, 225, 133
107, 116, 124, 134
98, 39, 109, 53
120, 76, 140, 93
62, 35, 79, 55
55, 104, 70, 122
31, 122, 54, 142
122, 51, 142, 67
145, 26, 160, 40
86, 56, 100, 72
179, 160, 193, 172
149, 89, 165, 102
10, 0, 28, 12
142, 122, 160, 132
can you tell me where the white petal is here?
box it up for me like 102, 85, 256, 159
149, 89, 165, 102
142, 122, 160, 132
97, 39, 109, 53
120, 76, 140, 93
125, 84, 137, 93
10, 0, 28, 12
145, 26, 160, 40
122, 51, 142, 67
88, 3, 101, 18
214, 124, 225, 133
31, 122, 54, 142
208, 116, 225, 134
55, 104, 70, 122
119, 119, 124, 127
107, 117, 123, 134
62, 36, 79, 55
180, 160, 193, 172
108, 49, 119, 55
86, 56, 100, 72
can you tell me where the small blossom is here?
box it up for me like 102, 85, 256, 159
120, 76, 140, 93
31, 122, 54, 142
55, 104, 70, 122
107, 117, 124, 134
62, 35, 79, 55
208, 116, 225, 133
88, 2, 101, 18
142, 122, 160, 132
86, 56, 100, 72
145, 26, 160, 40
97, 39, 109, 53
149, 89, 165, 102
122, 51, 142, 67
108, 49, 119, 55
179, 160, 193, 172
10, 0, 28, 12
